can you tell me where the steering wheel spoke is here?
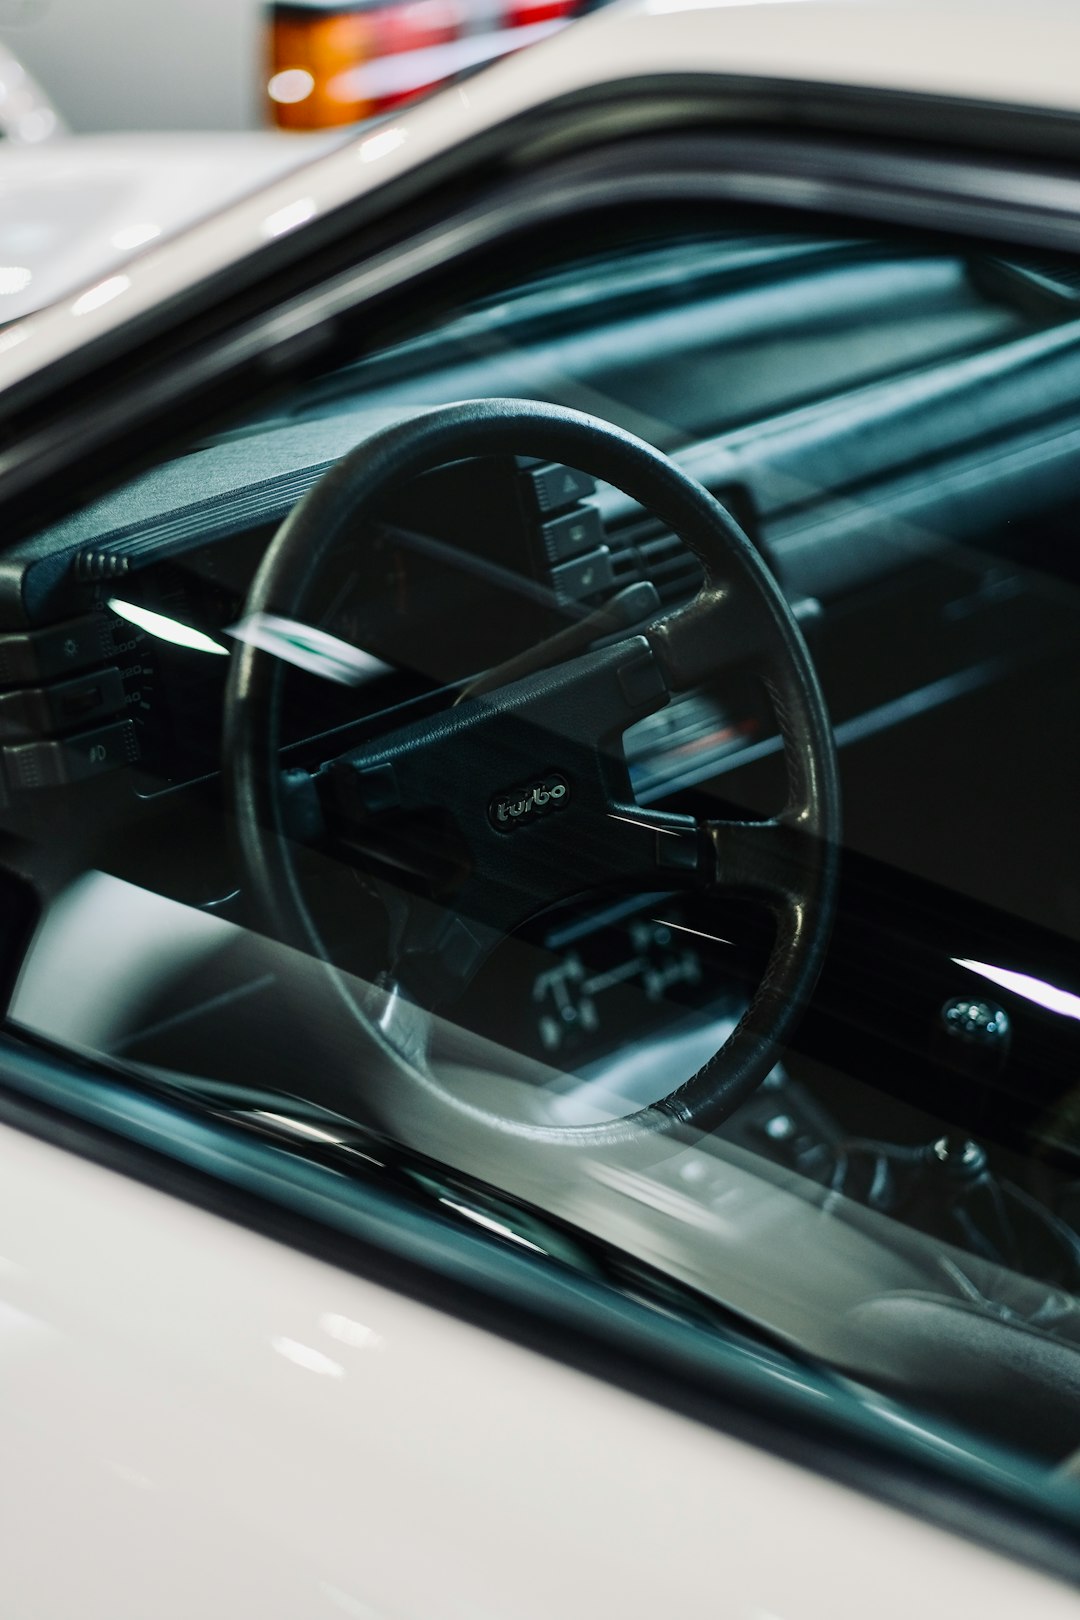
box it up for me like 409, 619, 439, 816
605, 801, 707, 888
704, 815, 816, 913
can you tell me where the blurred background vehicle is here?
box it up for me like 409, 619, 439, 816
0, 0, 590, 134
0, 0, 593, 324
0, 33, 64, 141
0, 129, 341, 322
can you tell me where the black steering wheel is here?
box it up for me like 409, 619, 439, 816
224, 399, 839, 1149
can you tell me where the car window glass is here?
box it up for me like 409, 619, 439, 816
5, 210, 1080, 1483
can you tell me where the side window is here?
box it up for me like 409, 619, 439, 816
5, 209, 1080, 1478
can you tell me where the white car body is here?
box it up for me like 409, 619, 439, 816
4, 1119, 1077, 1620
4, 2, 1080, 1614
0, 130, 342, 322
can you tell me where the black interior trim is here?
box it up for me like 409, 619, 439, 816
7, 115, 1080, 551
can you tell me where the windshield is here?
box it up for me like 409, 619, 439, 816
5, 206, 1080, 1501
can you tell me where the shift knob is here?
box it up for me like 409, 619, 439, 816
934, 996, 1011, 1081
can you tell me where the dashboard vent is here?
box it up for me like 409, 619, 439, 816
605, 517, 703, 609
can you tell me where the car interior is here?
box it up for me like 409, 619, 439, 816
4, 204, 1080, 1474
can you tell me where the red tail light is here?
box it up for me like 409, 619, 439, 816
266, 0, 577, 129
268, 5, 380, 128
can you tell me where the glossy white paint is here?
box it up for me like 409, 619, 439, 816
0, 130, 342, 321
5, 0, 1080, 386
0, 1116, 1075, 1620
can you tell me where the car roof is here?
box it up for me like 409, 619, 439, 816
4, 0, 1080, 391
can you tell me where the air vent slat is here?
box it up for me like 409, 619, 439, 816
604, 516, 704, 607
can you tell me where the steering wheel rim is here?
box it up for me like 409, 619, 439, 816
224, 398, 839, 1149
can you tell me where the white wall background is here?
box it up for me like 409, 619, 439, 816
0, 0, 263, 131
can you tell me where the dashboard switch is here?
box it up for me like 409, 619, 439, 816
2, 718, 139, 792
0, 666, 127, 741
538, 505, 604, 565
0, 614, 113, 685
522, 462, 595, 515
550, 547, 614, 605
